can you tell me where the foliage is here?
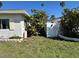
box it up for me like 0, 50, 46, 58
41, 3, 44, 7
25, 9, 48, 36
60, 1, 65, 8
27, 26, 37, 37
0, 2, 2, 8
49, 15, 55, 22
60, 8, 79, 38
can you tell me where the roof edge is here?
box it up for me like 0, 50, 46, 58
0, 9, 30, 16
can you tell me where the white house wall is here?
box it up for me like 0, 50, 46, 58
0, 14, 26, 38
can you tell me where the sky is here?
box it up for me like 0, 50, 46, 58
1, 1, 79, 18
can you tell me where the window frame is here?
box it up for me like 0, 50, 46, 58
0, 19, 10, 29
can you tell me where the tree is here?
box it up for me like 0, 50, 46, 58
60, 1, 65, 8
49, 15, 55, 22
25, 9, 48, 36
41, 3, 44, 7
0, 2, 2, 8
31, 9, 48, 36
60, 8, 79, 38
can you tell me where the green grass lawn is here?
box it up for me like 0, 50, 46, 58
0, 36, 79, 58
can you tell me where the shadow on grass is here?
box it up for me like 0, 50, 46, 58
27, 34, 78, 42
36, 34, 78, 42
47, 37, 78, 42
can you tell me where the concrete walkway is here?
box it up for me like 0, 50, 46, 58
59, 34, 79, 41
0, 38, 23, 42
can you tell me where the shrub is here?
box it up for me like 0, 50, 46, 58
25, 9, 48, 37
60, 8, 79, 38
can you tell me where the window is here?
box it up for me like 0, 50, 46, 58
0, 19, 9, 29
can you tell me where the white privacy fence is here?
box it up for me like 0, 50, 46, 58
46, 22, 60, 37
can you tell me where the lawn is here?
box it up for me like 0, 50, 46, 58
0, 36, 79, 58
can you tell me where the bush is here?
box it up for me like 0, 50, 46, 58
60, 8, 79, 38
25, 9, 48, 37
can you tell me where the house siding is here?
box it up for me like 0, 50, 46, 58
0, 14, 27, 38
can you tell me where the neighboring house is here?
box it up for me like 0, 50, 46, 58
0, 10, 29, 39
46, 20, 60, 37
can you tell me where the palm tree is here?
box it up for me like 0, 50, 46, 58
41, 3, 44, 10
60, 1, 65, 16
0, 2, 2, 8
41, 3, 44, 7
60, 1, 65, 9
50, 15, 55, 22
